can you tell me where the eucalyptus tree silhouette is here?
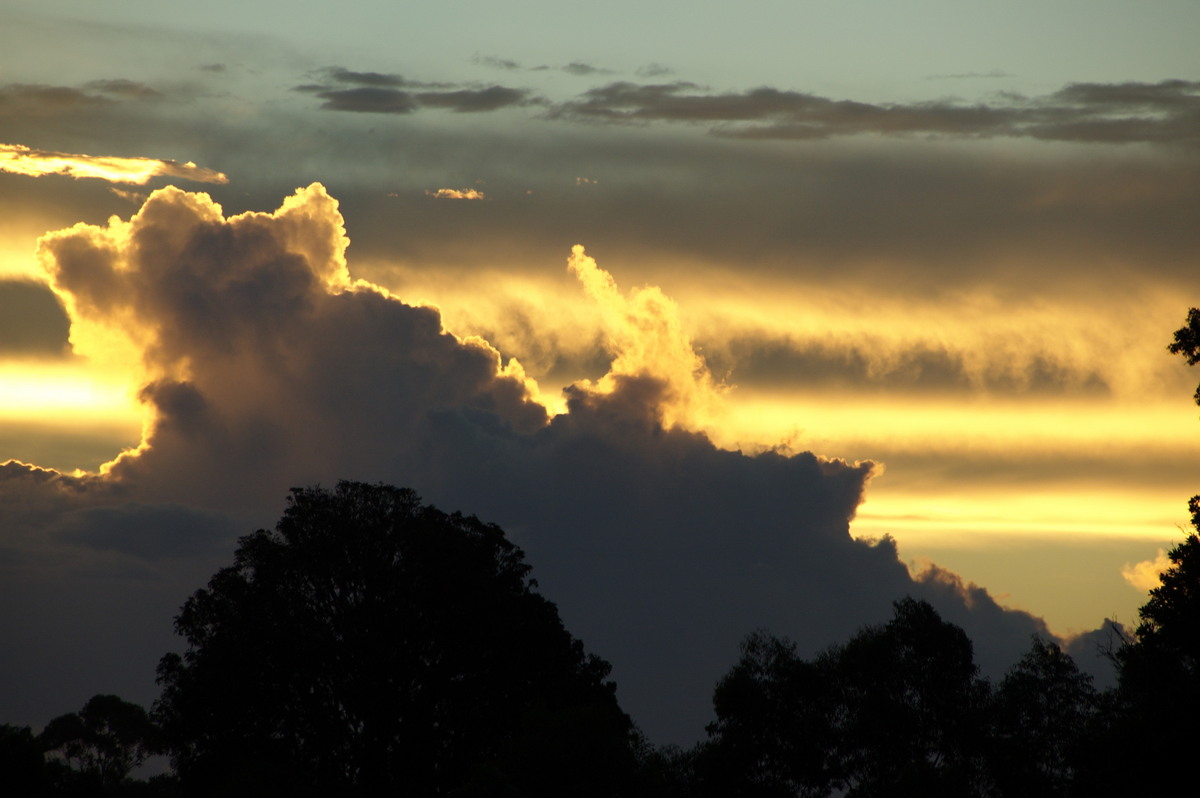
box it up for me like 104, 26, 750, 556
701, 599, 992, 798
989, 636, 1099, 797
154, 481, 634, 797
38, 693, 159, 794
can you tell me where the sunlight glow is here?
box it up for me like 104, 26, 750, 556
0, 362, 143, 423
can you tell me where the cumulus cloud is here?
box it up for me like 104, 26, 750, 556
0, 142, 227, 185
1122, 547, 1171, 591
4, 184, 1060, 741
566, 244, 727, 432
553, 79, 1200, 145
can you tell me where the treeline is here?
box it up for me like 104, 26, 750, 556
4, 480, 1200, 797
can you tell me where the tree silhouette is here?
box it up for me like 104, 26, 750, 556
701, 599, 992, 798
154, 482, 634, 797
1168, 306, 1200, 403
1084, 316, 1200, 794
1, 723, 60, 796
39, 694, 159, 793
1093, 496, 1200, 795
989, 636, 1099, 797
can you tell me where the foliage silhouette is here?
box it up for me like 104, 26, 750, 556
1168, 306, 1200, 403
40, 693, 159, 790
154, 481, 634, 797
1, 723, 61, 796
990, 636, 1099, 797
1094, 495, 1200, 795
700, 599, 993, 798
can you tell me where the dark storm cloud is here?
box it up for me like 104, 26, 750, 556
0, 184, 1059, 742
554, 79, 1200, 145
0, 280, 70, 356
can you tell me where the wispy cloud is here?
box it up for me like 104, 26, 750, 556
0, 142, 227, 185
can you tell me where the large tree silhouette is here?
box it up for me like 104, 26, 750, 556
154, 482, 634, 797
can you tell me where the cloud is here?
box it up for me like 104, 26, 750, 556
0, 83, 110, 115
566, 244, 727, 432
0, 80, 163, 118
83, 79, 162, 100
562, 61, 613, 76
473, 54, 522, 71
425, 187, 486, 200
416, 86, 530, 112
306, 86, 419, 114
636, 63, 673, 78
0, 142, 227, 185
1122, 548, 1172, 591
553, 79, 1200, 146
297, 67, 532, 114
3, 184, 1071, 742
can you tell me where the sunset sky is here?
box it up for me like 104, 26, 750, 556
2, 1, 1199, 743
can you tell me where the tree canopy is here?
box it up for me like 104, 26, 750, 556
700, 599, 993, 798
154, 481, 635, 796
695, 599, 1106, 798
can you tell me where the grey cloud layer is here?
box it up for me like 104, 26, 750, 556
2, 184, 1057, 742
296, 66, 534, 114
553, 79, 1200, 145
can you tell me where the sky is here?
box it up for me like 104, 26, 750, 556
2, 1, 1199, 744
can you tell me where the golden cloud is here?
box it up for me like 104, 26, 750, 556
0, 142, 227, 185
424, 187, 486, 200
1121, 548, 1172, 592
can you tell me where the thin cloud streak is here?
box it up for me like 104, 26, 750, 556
0, 142, 227, 185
